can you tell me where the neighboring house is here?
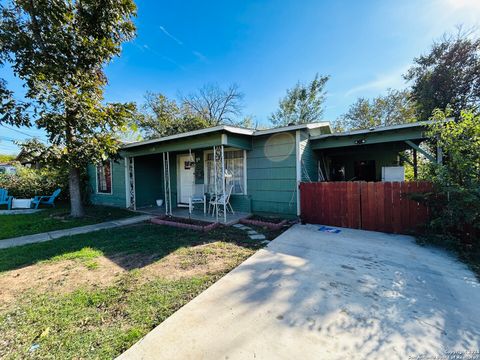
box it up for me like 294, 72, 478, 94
16, 148, 44, 169
0, 163, 17, 174
87, 121, 436, 218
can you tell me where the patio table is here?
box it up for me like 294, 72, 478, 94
12, 198, 33, 209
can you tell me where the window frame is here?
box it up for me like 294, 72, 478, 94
96, 160, 113, 195
203, 148, 247, 195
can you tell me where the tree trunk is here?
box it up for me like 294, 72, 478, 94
69, 167, 85, 218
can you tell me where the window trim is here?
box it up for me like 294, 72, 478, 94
96, 160, 113, 195
203, 148, 247, 195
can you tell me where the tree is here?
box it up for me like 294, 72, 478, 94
404, 28, 480, 120
417, 109, 480, 250
181, 83, 244, 126
137, 92, 210, 139
0, 0, 137, 217
0, 154, 15, 163
335, 89, 417, 131
270, 74, 329, 127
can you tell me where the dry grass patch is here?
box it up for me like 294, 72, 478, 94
0, 224, 265, 359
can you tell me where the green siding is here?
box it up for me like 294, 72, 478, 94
230, 194, 252, 213
88, 159, 127, 207
247, 132, 297, 217
134, 154, 163, 208
225, 133, 252, 150
322, 142, 404, 181
300, 130, 319, 182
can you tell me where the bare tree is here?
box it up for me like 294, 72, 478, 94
181, 83, 244, 126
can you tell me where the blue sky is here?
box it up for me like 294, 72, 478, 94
1, 0, 479, 154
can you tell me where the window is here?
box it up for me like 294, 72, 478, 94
96, 161, 112, 194
205, 150, 245, 194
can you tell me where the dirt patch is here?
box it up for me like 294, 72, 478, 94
0, 242, 253, 309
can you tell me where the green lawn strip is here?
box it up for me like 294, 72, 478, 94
0, 273, 219, 359
0, 223, 262, 273
0, 204, 135, 240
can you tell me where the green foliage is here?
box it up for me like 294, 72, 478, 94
0, 164, 68, 199
0, 0, 137, 217
419, 110, 480, 254
0, 154, 15, 162
335, 89, 417, 131
405, 29, 480, 120
270, 74, 329, 127
137, 92, 211, 139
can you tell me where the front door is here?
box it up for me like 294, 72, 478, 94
178, 154, 195, 204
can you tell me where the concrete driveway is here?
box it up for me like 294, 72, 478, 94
118, 224, 480, 360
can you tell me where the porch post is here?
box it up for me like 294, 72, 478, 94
125, 156, 136, 210
413, 149, 418, 180
163, 152, 172, 215
221, 145, 226, 224
213, 146, 218, 222
213, 145, 226, 223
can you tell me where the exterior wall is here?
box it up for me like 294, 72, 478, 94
230, 194, 252, 213
134, 154, 163, 208
322, 143, 404, 181
88, 158, 127, 207
299, 130, 319, 182
247, 131, 298, 217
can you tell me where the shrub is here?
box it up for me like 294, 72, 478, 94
418, 109, 480, 270
0, 163, 69, 200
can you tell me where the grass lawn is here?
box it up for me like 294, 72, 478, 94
0, 223, 270, 359
0, 203, 135, 240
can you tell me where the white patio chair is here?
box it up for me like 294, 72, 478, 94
210, 185, 234, 217
189, 184, 206, 214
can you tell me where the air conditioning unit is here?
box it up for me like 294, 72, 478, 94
382, 166, 405, 182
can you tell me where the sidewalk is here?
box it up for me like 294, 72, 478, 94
0, 215, 153, 250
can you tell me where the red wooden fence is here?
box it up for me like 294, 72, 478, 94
299, 181, 433, 234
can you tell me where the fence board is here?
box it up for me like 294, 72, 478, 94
300, 181, 431, 235
383, 182, 393, 233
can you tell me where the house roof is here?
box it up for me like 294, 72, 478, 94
310, 120, 434, 141
122, 122, 331, 149
309, 120, 437, 150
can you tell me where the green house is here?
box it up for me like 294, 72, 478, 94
87, 121, 436, 221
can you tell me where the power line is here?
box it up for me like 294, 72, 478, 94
0, 124, 48, 143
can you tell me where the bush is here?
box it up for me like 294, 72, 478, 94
418, 109, 480, 272
0, 163, 69, 200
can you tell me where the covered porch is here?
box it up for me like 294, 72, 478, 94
121, 128, 253, 223
310, 121, 440, 182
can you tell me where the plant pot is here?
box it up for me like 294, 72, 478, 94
156, 199, 164, 207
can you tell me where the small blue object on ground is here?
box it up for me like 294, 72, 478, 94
318, 226, 341, 234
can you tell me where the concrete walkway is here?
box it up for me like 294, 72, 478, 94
118, 224, 480, 360
0, 215, 152, 249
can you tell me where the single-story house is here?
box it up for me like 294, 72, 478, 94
87, 121, 437, 221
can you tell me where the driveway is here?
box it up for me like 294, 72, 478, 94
118, 224, 480, 360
